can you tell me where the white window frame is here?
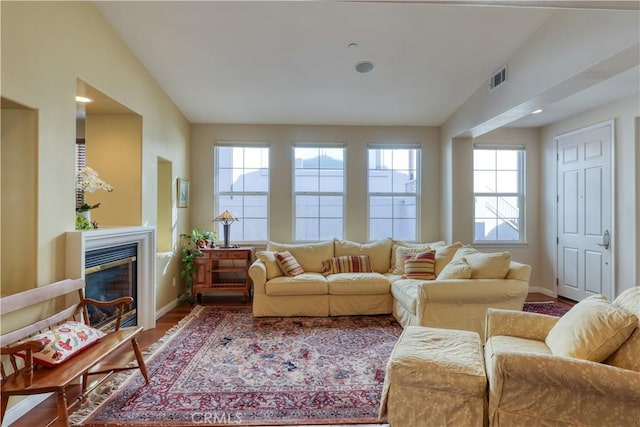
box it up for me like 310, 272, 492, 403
472, 145, 526, 244
214, 143, 270, 244
292, 143, 346, 241
367, 144, 421, 241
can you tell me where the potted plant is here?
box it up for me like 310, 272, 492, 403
179, 228, 217, 301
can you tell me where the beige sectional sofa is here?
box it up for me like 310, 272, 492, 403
249, 238, 531, 339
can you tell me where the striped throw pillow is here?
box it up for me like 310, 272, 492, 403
329, 255, 373, 274
403, 251, 436, 280
275, 251, 304, 277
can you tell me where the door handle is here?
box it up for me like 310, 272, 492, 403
597, 230, 610, 250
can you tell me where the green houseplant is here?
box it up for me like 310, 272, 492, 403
179, 228, 217, 301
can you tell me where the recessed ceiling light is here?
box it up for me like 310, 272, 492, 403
355, 61, 375, 74
75, 96, 93, 103
531, 109, 543, 114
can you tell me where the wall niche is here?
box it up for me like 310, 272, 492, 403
1, 98, 38, 296
77, 80, 142, 227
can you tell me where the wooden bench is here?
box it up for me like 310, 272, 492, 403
0, 278, 149, 426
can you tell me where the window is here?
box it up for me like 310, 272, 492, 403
473, 146, 525, 243
368, 146, 419, 241
214, 145, 269, 242
293, 145, 345, 241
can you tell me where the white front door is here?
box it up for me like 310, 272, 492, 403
556, 121, 613, 301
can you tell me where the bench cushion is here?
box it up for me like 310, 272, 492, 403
18, 321, 105, 367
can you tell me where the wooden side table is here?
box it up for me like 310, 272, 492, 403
191, 247, 254, 303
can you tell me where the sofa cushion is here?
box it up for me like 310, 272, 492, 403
275, 251, 304, 277
389, 241, 444, 273
265, 273, 328, 296
545, 294, 638, 362
437, 257, 472, 280
606, 287, 640, 371
391, 280, 421, 314
256, 251, 284, 280
434, 242, 463, 276
267, 240, 333, 273
334, 238, 392, 273
327, 272, 390, 295
403, 251, 436, 280
329, 255, 373, 274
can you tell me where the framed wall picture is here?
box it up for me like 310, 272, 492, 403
178, 178, 189, 208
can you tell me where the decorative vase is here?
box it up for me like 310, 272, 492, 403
79, 210, 91, 223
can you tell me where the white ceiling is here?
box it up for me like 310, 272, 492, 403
94, 1, 639, 128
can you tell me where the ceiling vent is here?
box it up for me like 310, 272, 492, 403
490, 66, 507, 90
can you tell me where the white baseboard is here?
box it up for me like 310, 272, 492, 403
3, 394, 50, 427
528, 286, 557, 298
156, 299, 179, 319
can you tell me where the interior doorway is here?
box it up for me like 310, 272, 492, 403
556, 120, 614, 301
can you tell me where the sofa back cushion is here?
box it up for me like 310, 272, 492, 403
545, 294, 638, 362
605, 287, 640, 371
334, 238, 392, 273
267, 240, 334, 273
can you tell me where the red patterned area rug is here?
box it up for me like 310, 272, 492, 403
71, 306, 401, 426
523, 301, 571, 317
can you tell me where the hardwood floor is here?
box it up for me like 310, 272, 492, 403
7, 293, 571, 427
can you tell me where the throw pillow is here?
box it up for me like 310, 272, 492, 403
437, 257, 472, 280
17, 321, 106, 367
391, 245, 434, 274
333, 238, 392, 273
545, 294, 638, 362
403, 251, 436, 280
465, 251, 512, 279
329, 255, 373, 274
256, 251, 284, 280
434, 242, 464, 276
389, 241, 445, 273
275, 251, 305, 277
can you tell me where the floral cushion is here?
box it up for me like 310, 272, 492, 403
275, 251, 305, 277
18, 321, 105, 367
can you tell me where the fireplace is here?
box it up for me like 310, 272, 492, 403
85, 243, 137, 330
67, 226, 156, 331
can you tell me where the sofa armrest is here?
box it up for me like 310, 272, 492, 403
505, 261, 531, 282
486, 308, 559, 341
248, 260, 267, 295
489, 351, 640, 411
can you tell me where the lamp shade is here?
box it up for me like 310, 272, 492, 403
213, 210, 238, 225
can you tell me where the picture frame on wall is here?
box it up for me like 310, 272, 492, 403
178, 178, 189, 208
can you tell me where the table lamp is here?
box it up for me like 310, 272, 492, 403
214, 210, 238, 248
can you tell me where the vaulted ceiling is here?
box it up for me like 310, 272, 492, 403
94, 1, 639, 128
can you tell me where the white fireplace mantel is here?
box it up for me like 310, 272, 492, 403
66, 226, 156, 330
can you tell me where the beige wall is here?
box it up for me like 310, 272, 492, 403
1, 2, 190, 311
540, 95, 639, 296
190, 124, 441, 244
450, 128, 542, 287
